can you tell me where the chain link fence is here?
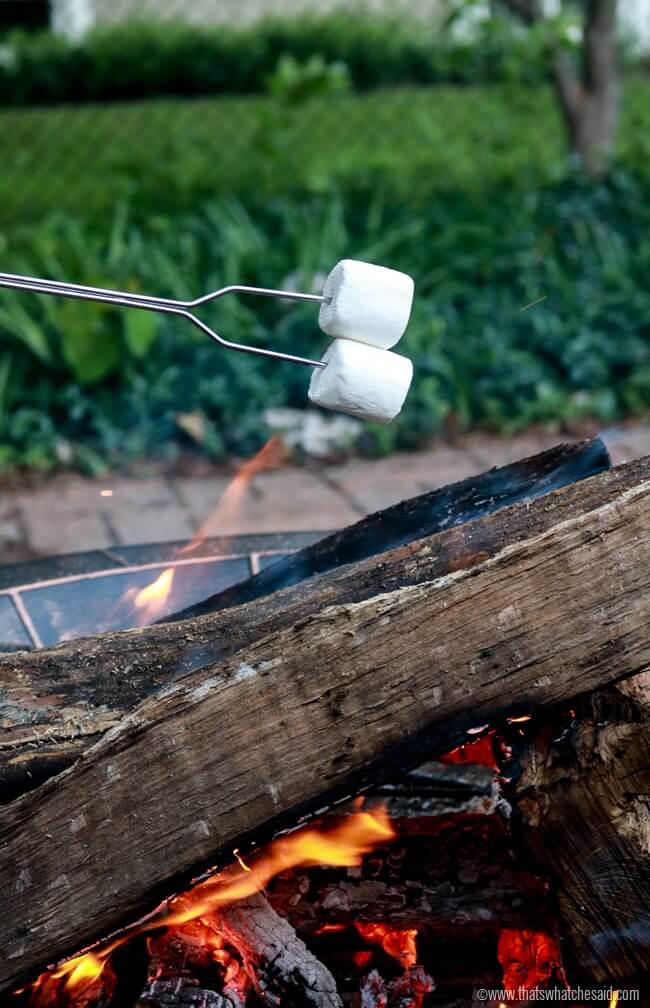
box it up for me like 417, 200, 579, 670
0, 0, 462, 227
1, 1, 649, 228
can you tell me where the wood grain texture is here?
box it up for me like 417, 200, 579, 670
1, 466, 650, 991
515, 685, 650, 983
0, 445, 630, 804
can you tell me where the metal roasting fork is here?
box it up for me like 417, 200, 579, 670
0, 271, 328, 368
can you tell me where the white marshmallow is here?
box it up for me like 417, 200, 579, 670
308, 339, 413, 425
319, 259, 414, 350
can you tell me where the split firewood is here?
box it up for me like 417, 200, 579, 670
0, 440, 619, 802
2, 457, 650, 992
207, 893, 342, 1008
513, 681, 650, 984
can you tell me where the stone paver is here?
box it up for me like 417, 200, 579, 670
177, 468, 358, 535
19, 510, 110, 558
3, 422, 649, 563
97, 478, 196, 545
325, 448, 482, 515
601, 425, 650, 466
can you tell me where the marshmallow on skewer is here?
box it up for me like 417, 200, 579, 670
319, 259, 414, 350
308, 339, 413, 424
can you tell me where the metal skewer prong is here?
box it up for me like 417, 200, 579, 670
0, 271, 328, 368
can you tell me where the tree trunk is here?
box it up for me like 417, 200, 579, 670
1, 463, 650, 992
504, 0, 620, 176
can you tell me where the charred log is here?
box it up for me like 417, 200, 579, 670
267, 813, 552, 934
209, 893, 342, 1008
167, 438, 609, 621
512, 682, 650, 984
2, 458, 650, 991
139, 980, 244, 1008
356, 968, 433, 1008
0, 441, 617, 803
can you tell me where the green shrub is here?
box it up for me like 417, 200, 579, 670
2, 168, 650, 473
0, 84, 571, 228
0, 11, 578, 107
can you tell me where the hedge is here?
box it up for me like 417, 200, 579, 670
0, 12, 576, 106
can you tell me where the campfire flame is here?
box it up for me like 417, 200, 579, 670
26, 804, 394, 1004
25, 951, 115, 1008
116, 436, 286, 626
178, 434, 286, 556
131, 567, 176, 622
162, 804, 394, 929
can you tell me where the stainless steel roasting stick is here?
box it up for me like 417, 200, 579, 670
0, 270, 328, 368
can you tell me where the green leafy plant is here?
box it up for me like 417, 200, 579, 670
267, 53, 351, 103
2, 165, 650, 474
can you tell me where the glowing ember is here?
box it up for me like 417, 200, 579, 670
440, 730, 499, 770
355, 923, 418, 969
498, 928, 561, 992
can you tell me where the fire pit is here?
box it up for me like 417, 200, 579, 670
0, 532, 322, 652
1, 441, 648, 1008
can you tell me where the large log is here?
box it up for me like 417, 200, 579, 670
2, 460, 650, 992
513, 681, 650, 985
0, 442, 616, 802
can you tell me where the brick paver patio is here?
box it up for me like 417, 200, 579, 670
1, 423, 648, 566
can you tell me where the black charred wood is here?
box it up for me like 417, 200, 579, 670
166, 439, 609, 622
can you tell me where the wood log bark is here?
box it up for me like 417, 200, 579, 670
502, 0, 619, 176
0, 440, 612, 802
267, 807, 552, 934
2, 459, 650, 992
513, 680, 650, 985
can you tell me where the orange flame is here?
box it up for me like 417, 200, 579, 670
27, 951, 114, 1007
28, 805, 394, 1003
179, 435, 287, 555
132, 567, 175, 621
163, 805, 394, 929
118, 436, 286, 626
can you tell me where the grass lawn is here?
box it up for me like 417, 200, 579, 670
5, 80, 650, 228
